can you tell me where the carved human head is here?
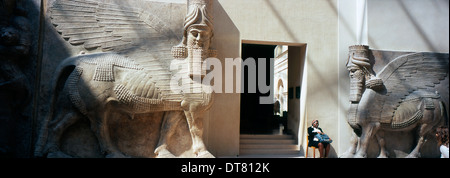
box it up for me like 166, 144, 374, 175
172, 0, 217, 78
172, 0, 216, 59
186, 24, 212, 50
346, 45, 370, 102
347, 45, 384, 102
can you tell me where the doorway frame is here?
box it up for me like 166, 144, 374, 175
239, 40, 307, 144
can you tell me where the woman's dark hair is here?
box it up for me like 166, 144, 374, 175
436, 126, 449, 147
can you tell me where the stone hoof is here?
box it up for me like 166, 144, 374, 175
354, 152, 367, 158
377, 154, 389, 158
155, 149, 176, 158
377, 152, 389, 158
340, 152, 355, 158
197, 150, 214, 158
405, 153, 420, 158
47, 151, 73, 158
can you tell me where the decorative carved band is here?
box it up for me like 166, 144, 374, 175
80, 54, 144, 82
68, 66, 87, 115
391, 110, 423, 129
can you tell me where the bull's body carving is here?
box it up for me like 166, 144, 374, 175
343, 45, 449, 158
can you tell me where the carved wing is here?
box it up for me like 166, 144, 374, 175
375, 52, 449, 121
50, 0, 180, 54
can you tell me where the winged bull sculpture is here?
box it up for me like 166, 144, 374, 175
342, 45, 449, 158
34, 0, 216, 158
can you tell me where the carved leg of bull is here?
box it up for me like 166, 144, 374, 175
406, 114, 435, 158
405, 125, 428, 158
45, 111, 81, 158
181, 100, 213, 158
406, 100, 441, 158
154, 112, 183, 158
91, 105, 128, 158
355, 122, 380, 158
375, 130, 389, 158
341, 131, 359, 158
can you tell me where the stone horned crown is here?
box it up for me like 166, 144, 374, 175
349, 45, 369, 52
348, 45, 384, 90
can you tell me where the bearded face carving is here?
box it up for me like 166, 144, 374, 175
348, 66, 365, 102
172, 0, 217, 78
347, 45, 370, 103
346, 45, 384, 103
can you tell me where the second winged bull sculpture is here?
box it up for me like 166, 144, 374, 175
342, 45, 449, 158
35, 0, 216, 158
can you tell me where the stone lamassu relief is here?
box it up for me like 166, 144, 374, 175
342, 45, 449, 158
0, 0, 32, 157
34, 0, 216, 158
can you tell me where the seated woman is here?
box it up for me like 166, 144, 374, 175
308, 120, 331, 158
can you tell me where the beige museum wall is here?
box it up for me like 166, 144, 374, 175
338, 0, 358, 157
208, 0, 341, 157
367, 0, 449, 53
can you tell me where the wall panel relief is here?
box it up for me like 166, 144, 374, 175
0, 0, 39, 158
343, 45, 449, 158
34, 0, 216, 158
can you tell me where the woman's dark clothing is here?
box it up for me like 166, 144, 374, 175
308, 126, 328, 147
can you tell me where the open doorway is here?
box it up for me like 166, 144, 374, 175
240, 43, 293, 135
240, 44, 277, 134
240, 42, 306, 137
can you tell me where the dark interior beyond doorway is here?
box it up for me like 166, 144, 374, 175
240, 44, 286, 134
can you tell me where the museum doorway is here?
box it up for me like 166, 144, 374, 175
240, 43, 277, 134
240, 42, 305, 137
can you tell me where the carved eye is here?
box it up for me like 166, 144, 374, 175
191, 31, 198, 37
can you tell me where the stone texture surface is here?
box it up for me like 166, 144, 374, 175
0, 0, 41, 158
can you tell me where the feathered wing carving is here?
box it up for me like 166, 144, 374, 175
49, 0, 183, 97
50, 0, 180, 54
371, 52, 449, 124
